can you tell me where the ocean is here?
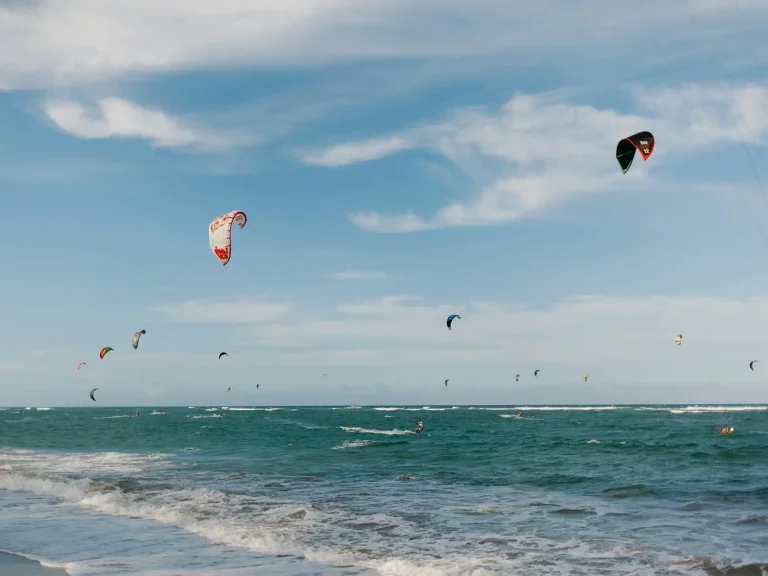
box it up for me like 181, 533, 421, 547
1, 405, 767, 575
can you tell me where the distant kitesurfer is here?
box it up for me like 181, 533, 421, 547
414, 419, 423, 434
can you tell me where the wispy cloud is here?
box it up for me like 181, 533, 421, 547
301, 137, 413, 167
0, 1, 766, 90
150, 299, 293, 323
327, 269, 388, 280
43, 98, 247, 149
149, 293, 768, 367
301, 84, 768, 232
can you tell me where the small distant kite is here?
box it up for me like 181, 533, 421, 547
750, 360, 758, 371
616, 131, 655, 174
444, 379, 449, 386
257, 384, 260, 389
321, 373, 327, 379
132, 330, 146, 349
515, 374, 520, 382
583, 374, 588, 382
446, 314, 461, 330
77, 362, 86, 371
89, 388, 99, 402
209, 210, 247, 266
228, 387, 231, 392
534, 369, 539, 377
219, 352, 228, 359
99, 347, 113, 359
675, 334, 682, 346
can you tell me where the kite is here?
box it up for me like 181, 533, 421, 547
534, 369, 539, 377
99, 347, 113, 359
89, 388, 99, 402
132, 330, 146, 349
444, 379, 449, 386
750, 360, 758, 371
219, 352, 228, 360
675, 334, 682, 346
583, 374, 588, 382
616, 131, 655, 174
209, 210, 247, 266
515, 374, 520, 382
446, 314, 461, 330
77, 362, 86, 370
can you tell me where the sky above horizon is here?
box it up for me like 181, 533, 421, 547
3, 0, 768, 407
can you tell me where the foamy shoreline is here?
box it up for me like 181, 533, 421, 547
0, 552, 68, 575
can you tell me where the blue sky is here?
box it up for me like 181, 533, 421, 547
3, 0, 768, 406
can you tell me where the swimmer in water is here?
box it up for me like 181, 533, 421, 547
136, 411, 140, 417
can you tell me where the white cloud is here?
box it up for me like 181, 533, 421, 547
327, 269, 388, 280
0, 1, 766, 90
149, 293, 768, 371
44, 97, 245, 149
301, 84, 768, 232
301, 137, 413, 167
150, 299, 293, 323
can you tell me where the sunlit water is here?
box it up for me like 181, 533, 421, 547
1, 405, 767, 575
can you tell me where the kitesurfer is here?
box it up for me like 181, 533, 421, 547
518, 411, 523, 417
414, 419, 423, 434
135, 411, 140, 417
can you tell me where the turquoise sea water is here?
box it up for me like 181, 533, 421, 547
1, 404, 767, 575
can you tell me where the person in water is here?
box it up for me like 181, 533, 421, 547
414, 419, 423, 434
135, 411, 140, 417
518, 411, 523, 417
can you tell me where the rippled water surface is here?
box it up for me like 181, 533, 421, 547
1, 404, 767, 575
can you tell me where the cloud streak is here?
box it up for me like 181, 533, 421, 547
150, 299, 293, 323
327, 269, 388, 280
149, 293, 768, 368
44, 98, 247, 149
301, 83, 768, 232
301, 137, 413, 167
1, 1, 767, 90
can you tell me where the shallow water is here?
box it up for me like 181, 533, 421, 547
1, 405, 767, 575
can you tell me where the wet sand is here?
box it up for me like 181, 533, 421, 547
0, 552, 67, 575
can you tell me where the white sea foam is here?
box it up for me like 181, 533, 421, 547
0, 449, 168, 475
340, 426, 413, 436
514, 406, 618, 411
668, 405, 767, 414
0, 447, 751, 576
331, 440, 372, 450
